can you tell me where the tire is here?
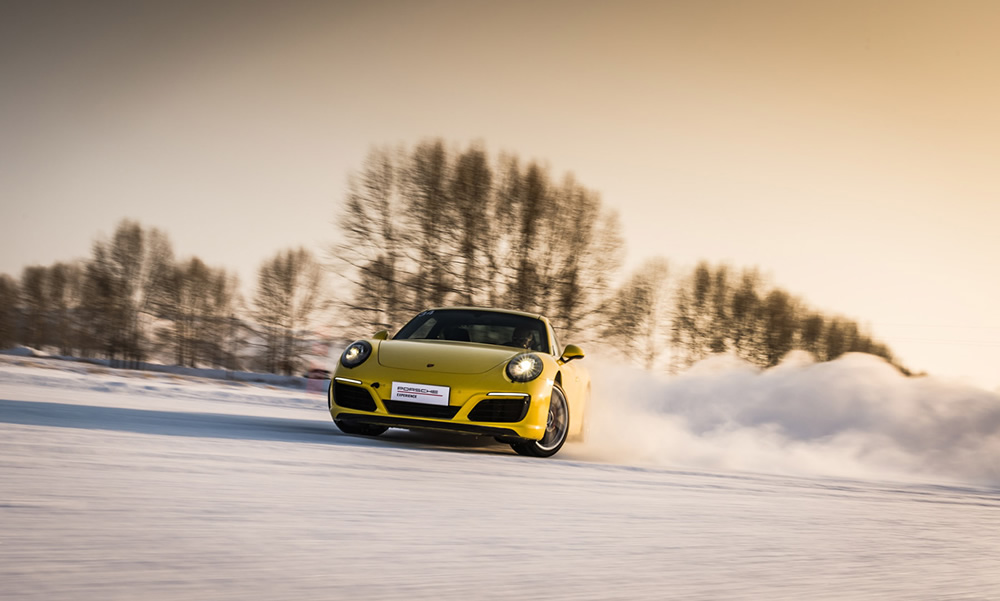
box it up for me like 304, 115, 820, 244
334, 419, 388, 437
511, 384, 569, 458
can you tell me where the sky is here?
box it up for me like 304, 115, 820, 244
1, 0, 998, 389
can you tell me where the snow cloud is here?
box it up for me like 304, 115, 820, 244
574, 351, 1000, 486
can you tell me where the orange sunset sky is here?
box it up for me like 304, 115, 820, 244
1, 1, 998, 388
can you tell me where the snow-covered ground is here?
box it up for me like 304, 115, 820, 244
2, 355, 998, 600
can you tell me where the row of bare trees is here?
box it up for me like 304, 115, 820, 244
1, 140, 905, 376
332, 140, 900, 373
333, 140, 624, 339
603, 259, 899, 371
670, 263, 894, 369
0, 220, 327, 375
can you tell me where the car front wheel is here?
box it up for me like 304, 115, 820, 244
511, 384, 569, 458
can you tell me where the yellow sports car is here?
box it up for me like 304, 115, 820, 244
329, 307, 589, 457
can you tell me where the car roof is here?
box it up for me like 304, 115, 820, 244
427, 306, 547, 321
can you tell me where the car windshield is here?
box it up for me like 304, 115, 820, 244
393, 309, 550, 354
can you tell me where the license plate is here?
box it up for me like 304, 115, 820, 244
390, 382, 450, 406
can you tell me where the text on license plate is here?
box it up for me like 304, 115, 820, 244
390, 381, 450, 406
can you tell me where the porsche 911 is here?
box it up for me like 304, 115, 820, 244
328, 307, 589, 457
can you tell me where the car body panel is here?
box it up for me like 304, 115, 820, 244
376, 339, 512, 374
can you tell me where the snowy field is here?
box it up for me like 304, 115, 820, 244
2, 355, 999, 600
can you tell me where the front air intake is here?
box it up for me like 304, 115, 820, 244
333, 382, 377, 412
468, 397, 530, 423
384, 400, 460, 419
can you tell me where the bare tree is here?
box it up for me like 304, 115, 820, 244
448, 144, 493, 305
81, 220, 174, 365
510, 162, 550, 312
798, 312, 825, 358
403, 139, 455, 308
604, 257, 670, 368
46, 261, 85, 355
728, 269, 764, 364
548, 176, 624, 338
19, 266, 48, 349
481, 154, 524, 308
334, 146, 409, 332
155, 257, 241, 368
201, 269, 242, 369
672, 262, 723, 367
253, 247, 328, 375
0, 275, 19, 349
760, 289, 798, 366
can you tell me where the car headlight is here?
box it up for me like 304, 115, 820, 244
505, 353, 543, 382
340, 340, 372, 368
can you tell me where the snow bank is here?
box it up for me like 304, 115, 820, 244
0, 347, 326, 391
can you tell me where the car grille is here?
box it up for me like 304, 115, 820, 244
383, 400, 460, 419
333, 382, 377, 412
468, 397, 530, 423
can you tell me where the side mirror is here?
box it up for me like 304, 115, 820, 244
559, 344, 585, 364
373, 330, 389, 341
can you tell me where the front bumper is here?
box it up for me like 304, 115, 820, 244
328, 371, 551, 441
334, 412, 527, 439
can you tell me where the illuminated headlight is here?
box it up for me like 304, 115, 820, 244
340, 340, 372, 368
505, 353, 543, 382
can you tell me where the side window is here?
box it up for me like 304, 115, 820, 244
409, 317, 437, 339
549, 327, 560, 357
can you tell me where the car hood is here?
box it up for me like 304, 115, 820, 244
377, 340, 518, 374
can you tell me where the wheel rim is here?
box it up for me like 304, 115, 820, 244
536, 388, 568, 451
